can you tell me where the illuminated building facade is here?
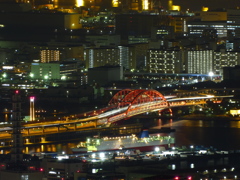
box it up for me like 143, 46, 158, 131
187, 50, 214, 74
40, 50, 60, 63
213, 50, 240, 75
76, 0, 84, 7
148, 50, 182, 74
119, 46, 130, 69
33, 44, 85, 62
142, 0, 149, 10
188, 10, 240, 38
85, 47, 120, 69
31, 63, 60, 80
118, 43, 149, 71
169, 16, 189, 34
112, 0, 119, 7
187, 21, 228, 38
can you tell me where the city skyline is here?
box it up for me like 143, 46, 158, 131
162, 0, 240, 11
0, 0, 239, 11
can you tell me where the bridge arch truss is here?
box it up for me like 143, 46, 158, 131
107, 89, 170, 122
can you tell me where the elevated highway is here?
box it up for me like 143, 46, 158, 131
0, 89, 233, 142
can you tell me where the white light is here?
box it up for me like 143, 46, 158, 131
92, 169, 98, 173
190, 163, 194, 168
209, 72, 214, 77
49, 171, 57, 174
155, 147, 160, 152
99, 153, 105, 159
57, 155, 68, 160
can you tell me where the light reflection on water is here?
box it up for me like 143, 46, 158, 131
2, 118, 240, 154
171, 119, 240, 128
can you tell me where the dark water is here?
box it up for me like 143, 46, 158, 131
169, 119, 240, 150
3, 118, 240, 154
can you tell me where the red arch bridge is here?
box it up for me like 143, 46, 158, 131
76, 89, 221, 126
16, 88, 232, 135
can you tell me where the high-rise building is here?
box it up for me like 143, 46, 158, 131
85, 47, 120, 69
147, 49, 182, 74
213, 49, 240, 75
187, 50, 214, 74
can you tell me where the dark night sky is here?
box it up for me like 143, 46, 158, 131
162, 0, 240, 11
0, 0, 239, 12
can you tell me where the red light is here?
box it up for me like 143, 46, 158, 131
40, 168, 44, 172
174, 177, 179, 180
15, 90, 19, 94
188, 176, 192, 180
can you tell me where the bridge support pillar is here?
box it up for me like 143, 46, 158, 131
42, 127, 44, 134
94, 120, 97, 128
74, 123, 77, 130
27, 129, 30, 135
57, 126, 60, 132
158, 111, 161, 116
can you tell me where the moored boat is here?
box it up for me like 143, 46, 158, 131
71, 129, 175, 154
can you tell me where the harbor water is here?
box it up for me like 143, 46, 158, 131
19, 118, 240, 154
